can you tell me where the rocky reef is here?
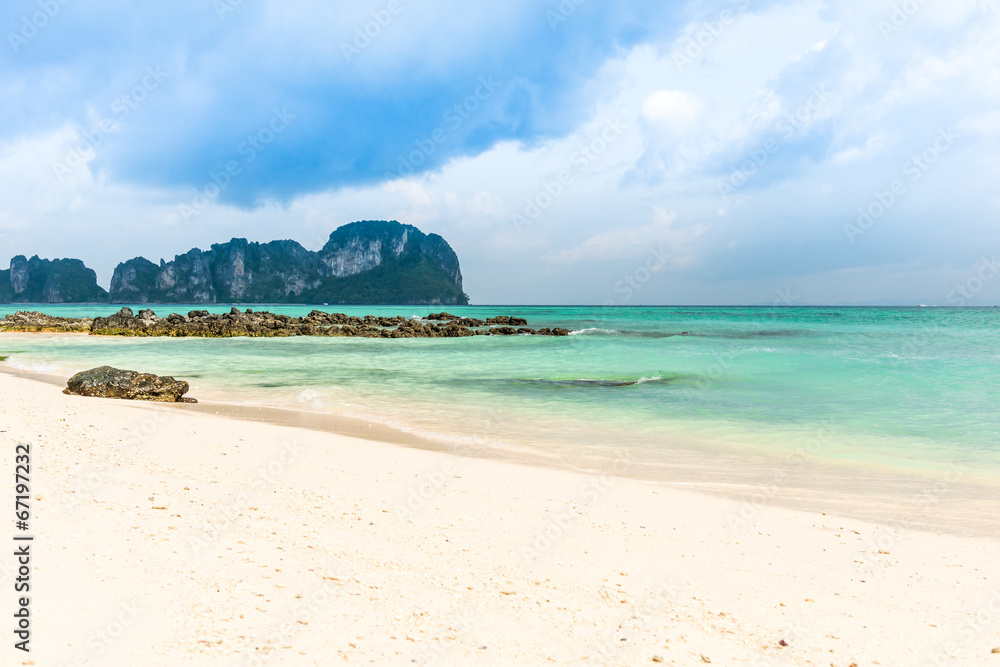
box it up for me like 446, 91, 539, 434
1, 307, 568, 338
0, 310, 94, 332
89, 307, 569, 338
63, 366, 196, 402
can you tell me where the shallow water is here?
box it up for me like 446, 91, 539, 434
3, 305, 1000, 506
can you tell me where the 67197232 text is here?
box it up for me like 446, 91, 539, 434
12, 441, 33, 653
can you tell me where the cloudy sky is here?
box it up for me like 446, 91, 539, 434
2, 0, 999, 305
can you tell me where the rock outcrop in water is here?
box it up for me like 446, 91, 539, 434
1, 221, 468, 305
63, 365, 197, 403
0, 310, 94, 331
109, 221, 468, 305
0, 256, 108, 304
83, 307, 570, 338
2, 307, 570, 338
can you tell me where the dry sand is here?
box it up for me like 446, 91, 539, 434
1, 370, 998, 666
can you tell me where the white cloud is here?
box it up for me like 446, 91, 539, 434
641, 90, 704, 126
547, 207, 706, 264
831, 133, 885, 164
3, 0, 1000, 305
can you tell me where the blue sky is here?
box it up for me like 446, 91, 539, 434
1, 0, 999, 305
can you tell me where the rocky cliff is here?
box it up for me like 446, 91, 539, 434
1, 221, 468, 305
0, 255, 108, 303
109, 221, 468, 305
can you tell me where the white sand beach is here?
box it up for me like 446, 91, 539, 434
2, 370, 999, 666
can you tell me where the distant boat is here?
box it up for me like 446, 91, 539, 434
918, 304, 928, 307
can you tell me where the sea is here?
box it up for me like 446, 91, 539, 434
2, 304, 998, 530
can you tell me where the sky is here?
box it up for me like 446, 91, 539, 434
1, 0, 999, 305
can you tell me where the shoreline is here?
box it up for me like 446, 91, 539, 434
3, 363, 999, 539
4, 370, 1000, 665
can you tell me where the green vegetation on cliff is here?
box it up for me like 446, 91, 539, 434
109, 220, 468, 305
0, 255, 109, 303
1, 221, 469, 305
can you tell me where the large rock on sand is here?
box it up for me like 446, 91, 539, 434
63, 366, 197, 403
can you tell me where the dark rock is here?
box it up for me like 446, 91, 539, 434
136, 308, 158, 327
91, 306, 158, 332
63, 366, 196, 403
1, 310, 93, 332
5, 306, 568, 341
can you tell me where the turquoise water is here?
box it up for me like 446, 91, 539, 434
3, 305, 1000, 484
